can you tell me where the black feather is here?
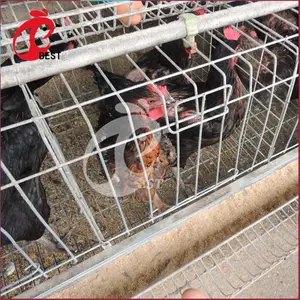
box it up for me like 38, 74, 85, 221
1, 29, 78, 245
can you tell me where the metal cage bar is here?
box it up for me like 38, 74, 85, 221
1, 1, 298, 89
135, 197, 298, 298
1, 0, 298, 298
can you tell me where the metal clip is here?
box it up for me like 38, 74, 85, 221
179, 13, 198, 53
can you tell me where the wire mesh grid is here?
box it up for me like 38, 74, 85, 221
1, 0, 214, 62
1, 1, 299, 298
134, 196, 299, 298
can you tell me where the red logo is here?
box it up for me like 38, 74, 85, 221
13, 8, 55, 61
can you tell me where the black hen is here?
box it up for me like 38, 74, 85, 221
257, 10, 298, 100
126, 10, 205, 85
126, 38, 191, 84
163, 30, 249, 168
226, 4, 298, 99
91, 68, 177, 171
93, 69, 178, 127
235, 26, 298, 103
258, 10, 298, 45
91, 27, 249, 170
1, 28, 77, 250
227, 3, 298, 45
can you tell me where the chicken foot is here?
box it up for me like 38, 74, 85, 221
36, 228, 74, 254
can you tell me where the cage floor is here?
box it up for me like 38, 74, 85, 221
134, 197, 298, 298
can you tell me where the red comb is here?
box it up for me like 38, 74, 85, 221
148, 84, 169, 96
224, 27, 241, 41
194, 9, 205, 15
158, 85, 168, 96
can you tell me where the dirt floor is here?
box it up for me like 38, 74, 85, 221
45, 159, 298, 299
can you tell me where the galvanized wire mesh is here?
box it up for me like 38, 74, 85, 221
1, 0, 298, 298
1, 0, 210, 64
135, 196, 299, 298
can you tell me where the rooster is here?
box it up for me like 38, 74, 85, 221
92, 69, 177, 212
1, 26, 78, 251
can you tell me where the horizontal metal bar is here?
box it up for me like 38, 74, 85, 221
1, 69, 297, 194
135, 196, 298, 298
15, 150, 298, 298
1, 1, 297, 89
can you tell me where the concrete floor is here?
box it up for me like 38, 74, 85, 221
236, 251, 298, 298
134, 195, 298, 299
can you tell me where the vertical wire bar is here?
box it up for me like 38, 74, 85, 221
7, 1, 30, 51
92, 64, 150, 228
250, 49, 279, 168
59, 73, 129, 235
236, 34, 271, 152
125, 42, 197, 208
0, 229, 47, 281
21, 85, 107, 246
284, 119, 298, 151
267, 56, 299, 159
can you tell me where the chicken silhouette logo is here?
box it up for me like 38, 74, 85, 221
83, 103, 163, 197
13, 8, 55, 61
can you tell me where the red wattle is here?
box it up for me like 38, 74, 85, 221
148, 107, 164, 120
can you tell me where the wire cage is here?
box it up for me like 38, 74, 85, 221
135, 196, 298, 298
1, 1, 299, 298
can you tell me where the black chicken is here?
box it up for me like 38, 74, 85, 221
226, 4, 298, 100
257, 10, 298, 100
233, 26, 298, 104
1, 28, 78, 251
258, 10, 298, 44
126, 38, 191, 84
227, 3, 298, 44
125, 9, 205, 85
157, 27, 249, 168
89, 26, 249, 196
